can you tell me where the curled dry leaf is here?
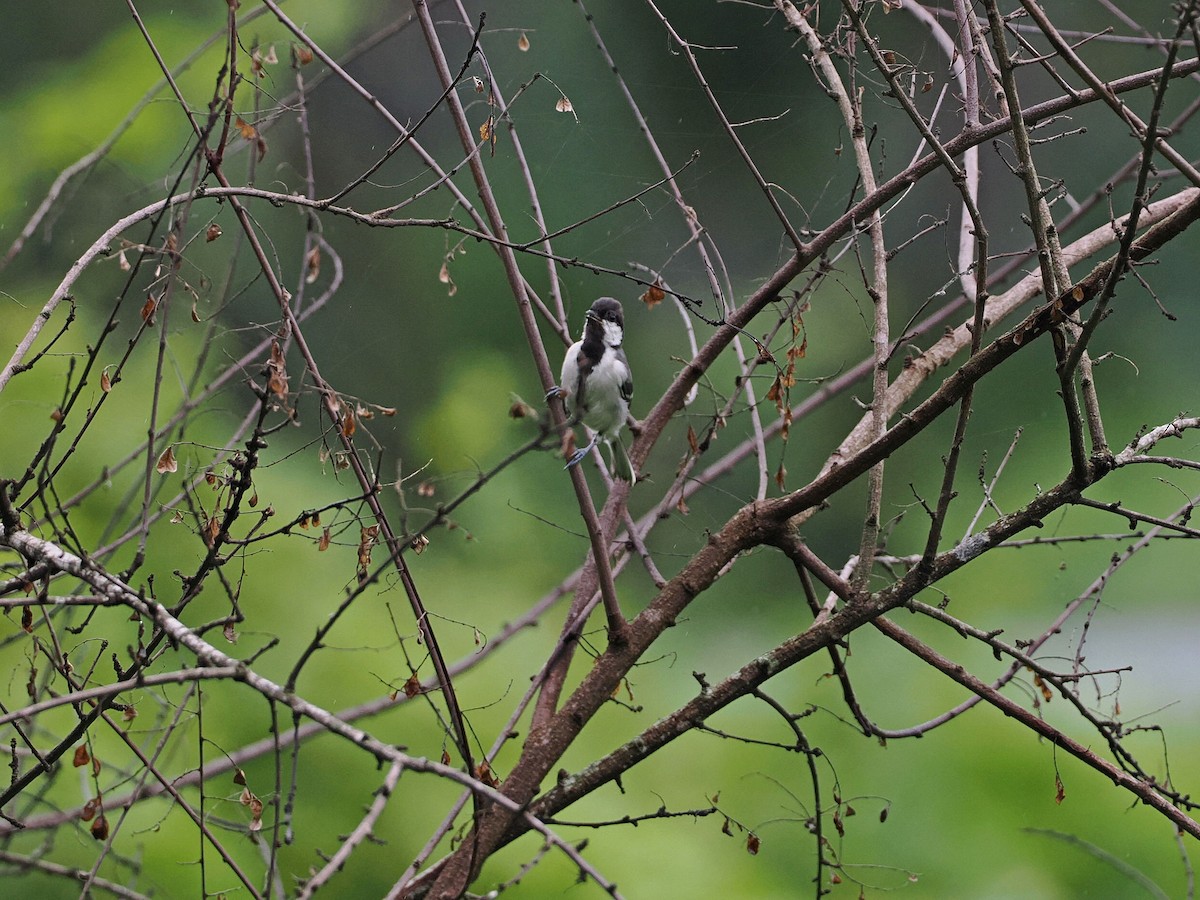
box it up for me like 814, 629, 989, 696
294, 43, 313, 65
141, 295, 157, 322
240, 787, 264, 831
438, 260, 457, 297
555, 96, 573, 113
508, 398, 536, 419
100, 370, 112, 393
518, 32, 530, 51
403, 673, 421, 698
305, 246, 321, 284
746, 833, 760, 855
357, 524, 379, 583
267, 341, 289, 399
640, 281, 666, 308
318, 527, 331, 551
156, 446, 178, 475
206, 223, 222, 242
91, 814, 109, 841
73, 745, 90, 768
80, 797, 100, 822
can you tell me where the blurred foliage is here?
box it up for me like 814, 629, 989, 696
1, 1, 1199, 897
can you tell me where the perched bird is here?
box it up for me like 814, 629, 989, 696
550, 297, 635, 481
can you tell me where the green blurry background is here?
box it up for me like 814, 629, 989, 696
1, 1, 1198, 897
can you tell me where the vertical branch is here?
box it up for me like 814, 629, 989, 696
838, 2, 991, 567
982, 0, 1089, 480
783, 2, 889, 590
1028, 1, 1196, 380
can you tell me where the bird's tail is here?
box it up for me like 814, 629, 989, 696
610, 436, 635, 482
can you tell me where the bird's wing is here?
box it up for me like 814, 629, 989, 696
616, 348, 633, 403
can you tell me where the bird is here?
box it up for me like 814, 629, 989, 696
549, 296, 635, 481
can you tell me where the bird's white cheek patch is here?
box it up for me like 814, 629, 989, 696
601, 320, 623, 347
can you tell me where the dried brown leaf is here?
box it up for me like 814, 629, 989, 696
156, 446, 178, 475
305, 246, 321, 284
91, 814, 109, 841
438, 261, 457, 297
641, 281, 666, 308
403, 673, 421, 698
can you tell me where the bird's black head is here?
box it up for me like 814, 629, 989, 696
584, 296, 624, 330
